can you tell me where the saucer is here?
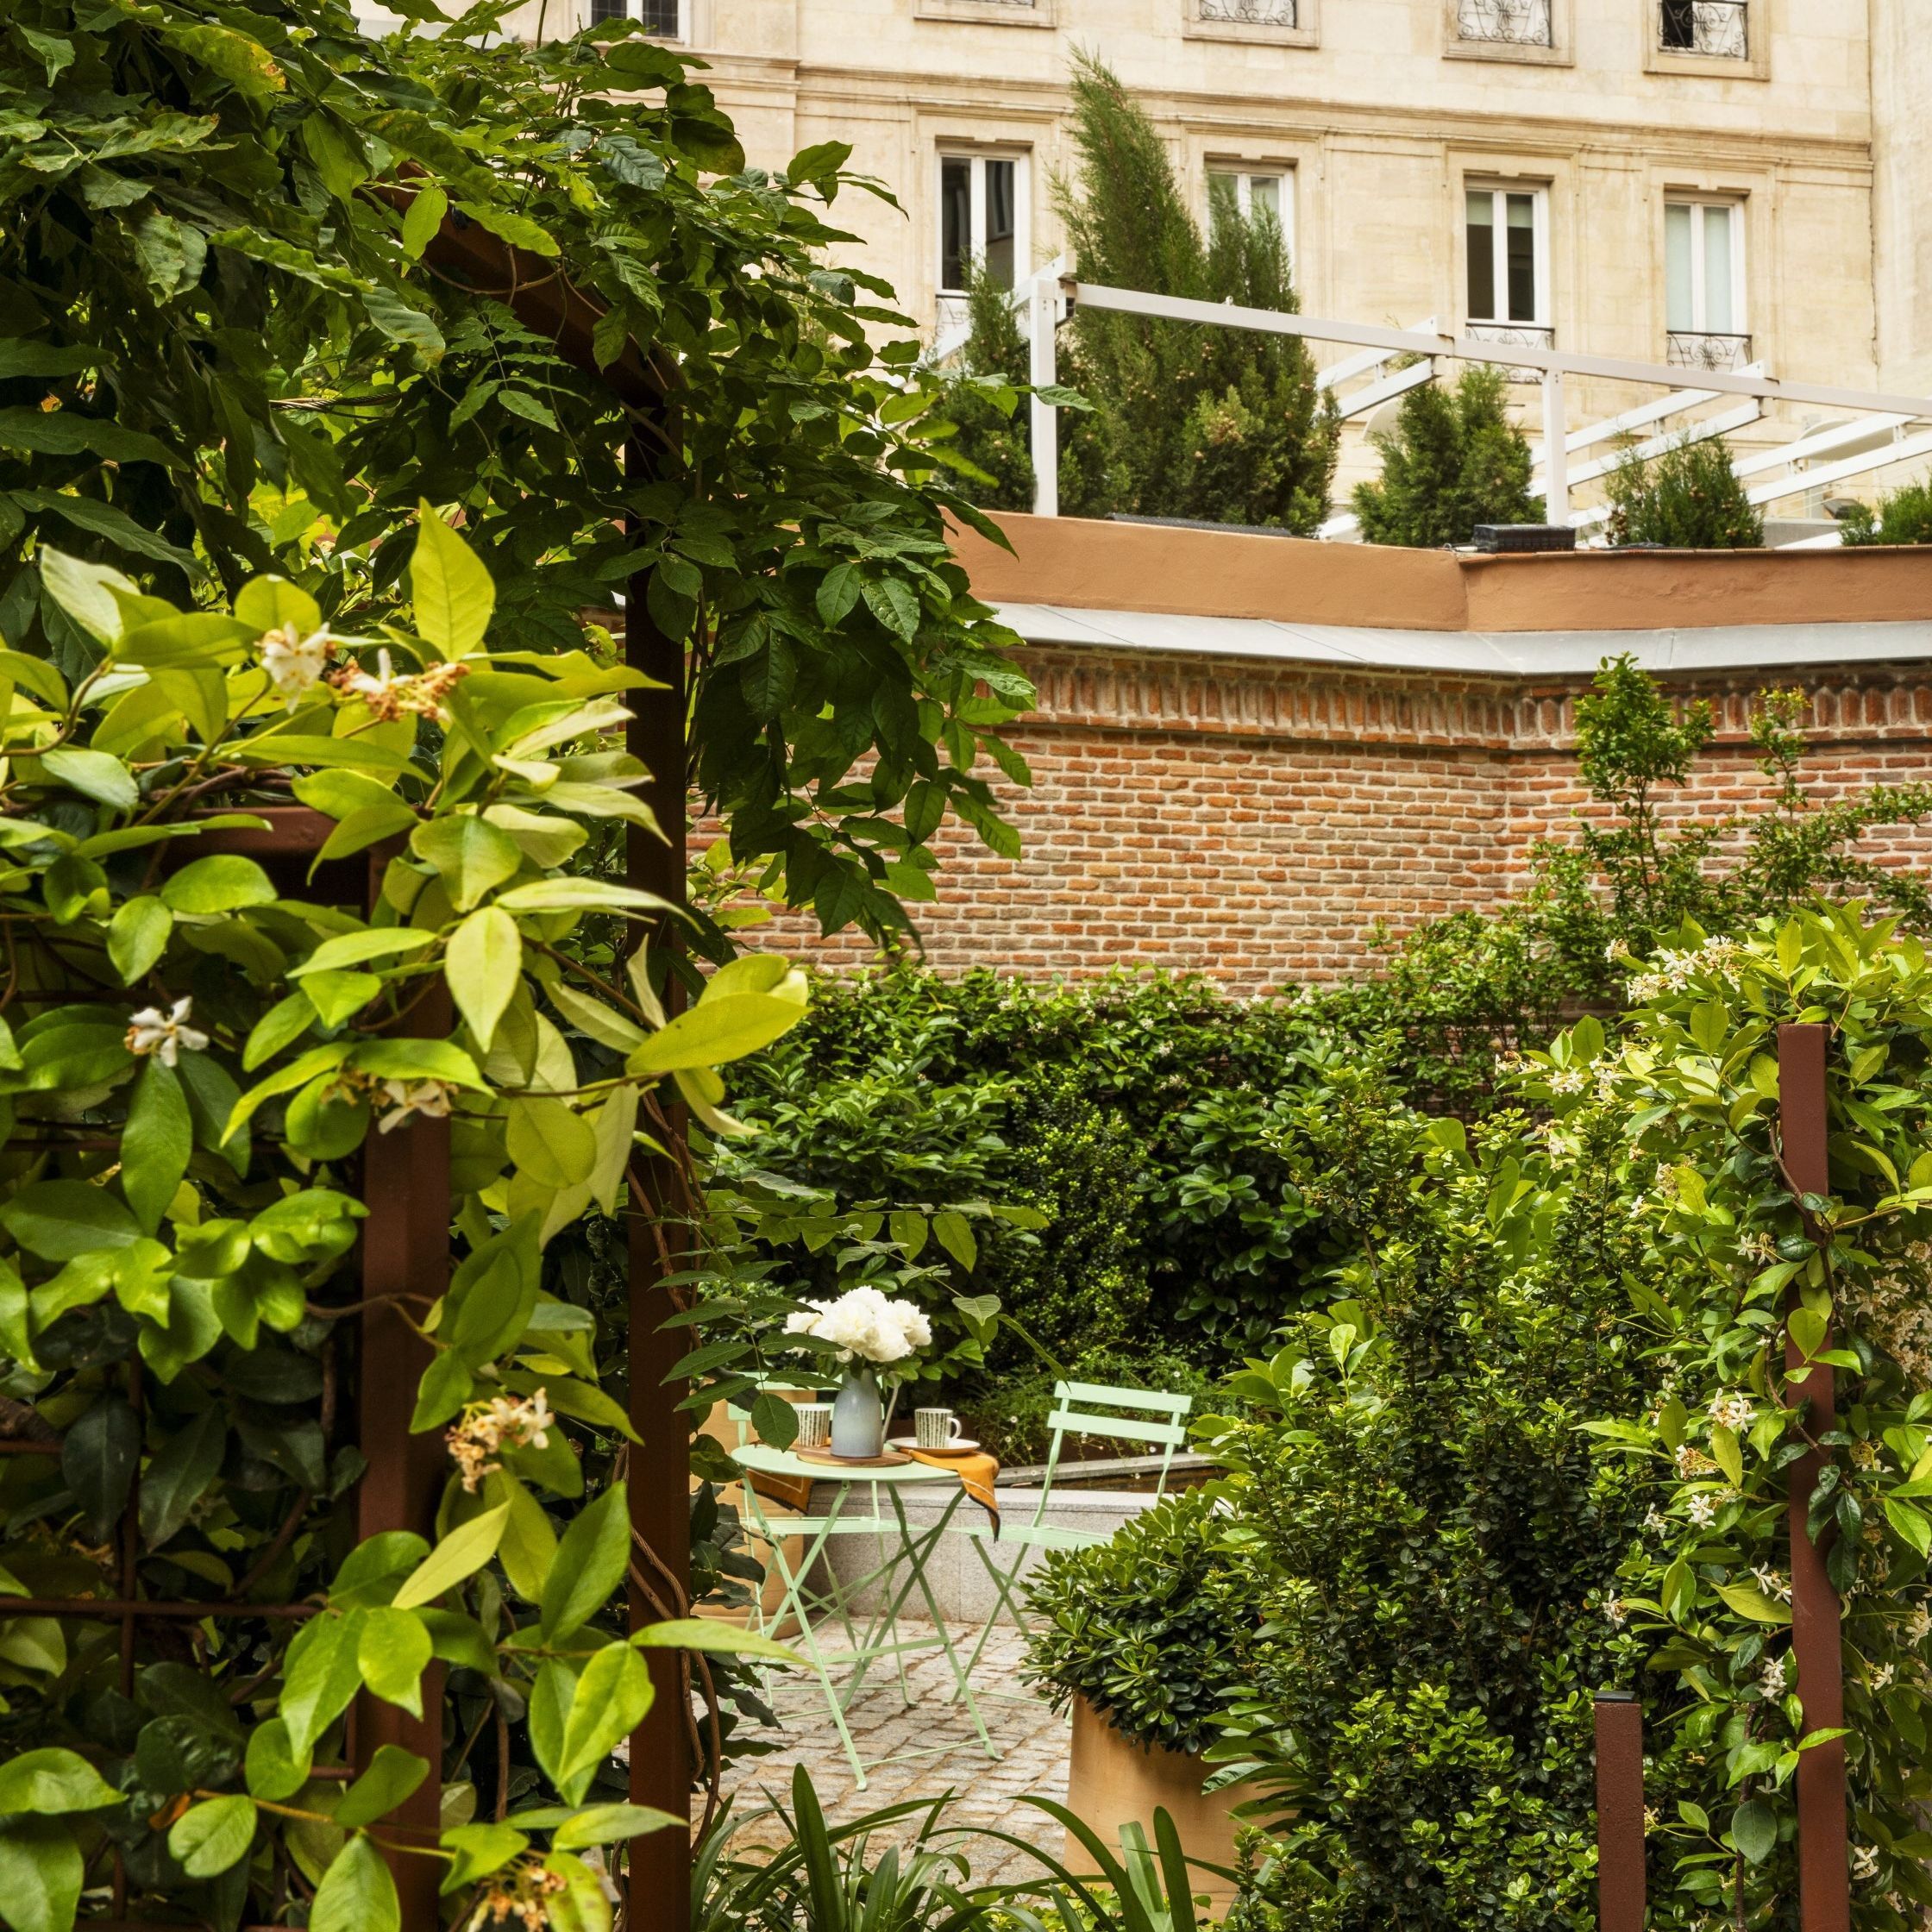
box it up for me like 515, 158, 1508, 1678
888, 1436, 982, 1455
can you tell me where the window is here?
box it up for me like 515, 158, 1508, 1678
1665, 198, 1748, 367
1465, 185, 1546, 327
1659, 0, 1746, 58
1208, 170, 1293, 258
1198, 0, 1297, 22
590, 0, 681, 34
938, 153, 1025, 300
1454, 0, 1550, 45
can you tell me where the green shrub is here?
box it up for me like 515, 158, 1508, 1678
940, 260, 1037, 512
1352, 366, 1540, 548
1837, 481, 1932, 546
1021, 1489, 1257, 1754
1604, 433, 1763, 549
1051, 55, 1339, 531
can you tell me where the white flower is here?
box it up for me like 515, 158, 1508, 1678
1752, 1565, 1792, 1603
1907, 1605, 1932, 1644
1872, 1663, 1897, 1690
1709, 1390, 1753, 1433
787, 1285, 932, 1364
258, 621, 333, 705
376, 1077, 457, 1133
1643, 1508, 1670, 1535
1760, 1653, 1788, 1697
126, 996, 209, 1067
1687, 1492, 1720, 1527
1852, 1845, 1880, 1884
1604, 1596, 1628, 1628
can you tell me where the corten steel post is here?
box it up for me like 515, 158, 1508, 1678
353, 847, 453, 1931
624, 432, 693, 1930
1780, 1020, 1850, 1932
1594, 1690, 1647, 1932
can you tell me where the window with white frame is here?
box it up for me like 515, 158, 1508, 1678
589, 0, 683, 35
1208, 169, 1293, 258
1465, 184, 1547, 329
938, 151, 1026, 298
1665, 198, 1747, 367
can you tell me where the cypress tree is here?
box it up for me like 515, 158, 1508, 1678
1049, 53, 1339, 531
941, 260, 1036, 512
1352, 364, 1539, 547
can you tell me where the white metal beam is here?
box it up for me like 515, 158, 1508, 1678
1552, 400, 1764, 509
1728, 414, 1912, 482
1064, 281, 1932, 423
1333, 358, 1436, 422
1317, 321, 1434, 392
1529, 373, 1760, 463
1743, 428, 1932, 507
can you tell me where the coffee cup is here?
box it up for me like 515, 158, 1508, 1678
794, 1403, 832, 1451
914, 1408, 964, 1450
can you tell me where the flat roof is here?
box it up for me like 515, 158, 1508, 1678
950, 513, 1932, 660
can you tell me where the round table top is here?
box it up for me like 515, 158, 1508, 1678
731, 1441, 963, 1485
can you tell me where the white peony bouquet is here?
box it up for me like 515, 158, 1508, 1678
786, 1285, 932, 1365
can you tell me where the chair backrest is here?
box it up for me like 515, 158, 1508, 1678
1032, 1380, 1194, 1526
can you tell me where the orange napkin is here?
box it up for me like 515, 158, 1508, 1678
910, 1449, 1000, 1530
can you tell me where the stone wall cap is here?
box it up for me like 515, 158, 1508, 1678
954, 511, 1932, 637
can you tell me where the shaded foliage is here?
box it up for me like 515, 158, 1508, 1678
1352, 366, 1539, 549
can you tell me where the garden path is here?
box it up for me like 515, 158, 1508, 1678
718, 1621, 1072, 1885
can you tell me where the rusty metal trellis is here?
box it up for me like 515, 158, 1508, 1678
1594, 1690, 1647, 1932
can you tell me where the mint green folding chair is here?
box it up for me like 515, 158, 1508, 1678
955, 1379, 1194, 1688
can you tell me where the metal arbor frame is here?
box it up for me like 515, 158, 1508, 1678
3, 210, 695, 1932
1009, 272, 1932, 531
1593, 1026, 1850, 1932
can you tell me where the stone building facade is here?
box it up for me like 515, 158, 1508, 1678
747, 514, 1932, 993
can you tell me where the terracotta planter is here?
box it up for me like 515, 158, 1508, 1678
1065, 1697, 1240, 1905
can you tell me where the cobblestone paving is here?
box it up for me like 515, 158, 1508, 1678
718, 1621, 1072, 1886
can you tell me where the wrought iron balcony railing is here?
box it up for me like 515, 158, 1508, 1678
1466, 321, 1554, 381
1659, 0, 1747, 58
1666, 330, 1752, 372
1198, 0, 1298, 24
1456, 0, 1552, 47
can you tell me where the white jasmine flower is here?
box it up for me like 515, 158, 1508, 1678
1709, 1390, 1754, 1434
1752, 1565, 1792, 1603
258, 621, 334, 705
1643, 1508, 1670, 1535
1604, 1596, 1628, 1628
1906, 1605, 1932, 1644
1851, 1845, 1880, 1884
1872, 1663, 1897, 1691
1687, 1492, 1720, 1527
126, 996, 209, 1067
1759, 1654, 1788, 1697
376, 1077, 457, 1132
445, 1389, 555, 1492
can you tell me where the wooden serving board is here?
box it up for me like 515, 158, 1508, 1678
794, 1445, 913, 1469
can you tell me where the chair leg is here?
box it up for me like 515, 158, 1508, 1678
954, 1537, 1032, 1698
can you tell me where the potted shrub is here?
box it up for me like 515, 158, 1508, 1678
1021, 1488, 1252, 1897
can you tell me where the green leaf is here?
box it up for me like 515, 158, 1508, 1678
244, 1719, 311, 1802
0, 1748, 123, 1815
311, 1832, 400, 1932
336, 1745, 430, 1829
1885, 1496, 1932, 1557
447, 906, 522, 1049
0, 1817, 82, 1932
39, 746, 137, 810
454, 201, 561, 258
36, 547, 136, 646
507, 1096, 598, 1189
109, 894, 172, 984
542, 1850, 613, 1932
1714, 1581, 1792, 1626
410, 504, 495, 657
550, 1803, 681, 1851
358, 1607, 433, 1718
160, 854, 277, 913
330, 1532, 433, 1610
63, 1399, 141, 1541
888, 1209, 928, 1258
168, 1795, 257, 1877
123, 1057, 191, 1235
138, 1406, 226, 1548
1731, 1798, 1777, 1866
441, 1822, 528, 1895
279, 1609, 369, 1756
392, 1502, 511, 1609
493, 1470, 559, 1602
931, 1209, 976, 1271
631, 1617, 802, 1666
539, 1481, 630, 1643
862, 575, 919, 641
401, 185, 448, 260
4, 1179, 141, 1260
626, 992, 807, 1076
292, 928, 439, 977
555, 1642, 655, 1801
411, 814, 522, 913
1709, 1421, 1744, 1489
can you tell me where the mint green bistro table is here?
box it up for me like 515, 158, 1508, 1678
730, 1441, 998, 1789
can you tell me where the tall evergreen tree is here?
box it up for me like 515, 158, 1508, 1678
1352, 364, 1539, 547
1048, 54, 1339, 531
940, 260, 1036, 512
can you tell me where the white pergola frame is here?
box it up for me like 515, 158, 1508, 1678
1017, 273, 1932, 534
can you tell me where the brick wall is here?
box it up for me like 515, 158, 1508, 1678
748, 647, 1932, 997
